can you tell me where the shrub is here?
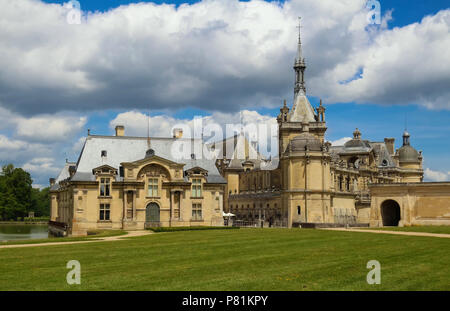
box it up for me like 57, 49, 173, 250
147, 226, 240, 233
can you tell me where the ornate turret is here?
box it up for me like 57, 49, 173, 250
396, 130, 423, 182
294, 17, 306, 96
398, 131, 420, 164
289, 17, 317, 124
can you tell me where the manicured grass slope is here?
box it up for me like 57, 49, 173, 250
0, 229, 448, 291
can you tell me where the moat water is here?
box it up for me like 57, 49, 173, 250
0, 224, 49, 241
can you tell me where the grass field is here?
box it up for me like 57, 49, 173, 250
0, 228, 449, 291
356, 226, 450, 234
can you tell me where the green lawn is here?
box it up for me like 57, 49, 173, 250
360, 226, 450, 234
0, 228, 449, 291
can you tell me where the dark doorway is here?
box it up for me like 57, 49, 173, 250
146, 203, 160, 222
381, 200, 401, 226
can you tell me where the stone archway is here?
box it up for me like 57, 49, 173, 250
381, 200, 401, 226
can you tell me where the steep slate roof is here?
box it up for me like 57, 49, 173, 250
207, 133, 263, 161
50, 161, 76, 191
71, 135, 226, 184
289, 94, 316, 123
369, 142, 396, 167
329, 141, 396, 168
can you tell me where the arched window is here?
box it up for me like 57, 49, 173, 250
297, 206, 301, 215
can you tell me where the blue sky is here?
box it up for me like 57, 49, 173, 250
1, 0, 449, 186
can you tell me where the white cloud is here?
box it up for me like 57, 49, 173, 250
110, 109, 277, 140
316, 10, 450, 109
22, 157, 60, 175
331, 137, 352, 146
15, 115, 87, 142
1, 0, 448, 114
0, 134, 27, 150
424, 168, 449, 182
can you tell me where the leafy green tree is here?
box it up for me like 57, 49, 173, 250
31, 187, 50, 217
0, 164, 43, 220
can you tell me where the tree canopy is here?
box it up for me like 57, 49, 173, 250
0, 164, 50, 220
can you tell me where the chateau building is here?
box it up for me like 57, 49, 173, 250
49, 129, 226, 236
49, 26, 450, 236
221, 26, 441, 228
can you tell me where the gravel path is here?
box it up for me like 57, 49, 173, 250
321, 227, 450, 238
0, 230, 152, 249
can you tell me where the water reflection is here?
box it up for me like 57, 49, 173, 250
0, 224, 49, 241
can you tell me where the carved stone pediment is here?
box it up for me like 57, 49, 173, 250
138, 164, 171, 181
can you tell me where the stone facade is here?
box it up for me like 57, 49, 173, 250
221, 27, 427, 229
369, 182, 450, 227
50, 133, 226, 236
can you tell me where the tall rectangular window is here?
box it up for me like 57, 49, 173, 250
100, 178, 111, 197
191, 179, 202, 198
148, 178, 159, 197
99, 203, 110, 221
192, 203, 202, 220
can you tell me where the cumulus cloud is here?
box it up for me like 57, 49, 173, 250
317, 10, 450, 109
330, 137, 352, 146
0, 106, 87, 186
15, 115, 87, 142
1, 0, 448, 116
22, 157, 60, 175
424, 168, 450, 182
110, 109, 276, 136
110, 109, 278, 155
0, 106, 87, 142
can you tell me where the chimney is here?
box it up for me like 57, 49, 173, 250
49, 178, 55, 186
115, 125, 125, 137
173, 128, 183, 139
68, 166, 76, 178
384, 138, 395, 155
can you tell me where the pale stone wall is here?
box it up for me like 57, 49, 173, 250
52, 157, 225, 236
369, 182, 450, 227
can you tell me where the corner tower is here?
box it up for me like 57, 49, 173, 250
277, 18, 328, 159
278, 19, 332, 227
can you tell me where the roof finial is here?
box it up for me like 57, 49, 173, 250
147, 109, 151, 149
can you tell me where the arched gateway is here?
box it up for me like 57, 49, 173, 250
381, 200, 401, 226
146, 202, 160, 223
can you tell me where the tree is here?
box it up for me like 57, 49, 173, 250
31, 186, 50, 217
0, 164, 44, 220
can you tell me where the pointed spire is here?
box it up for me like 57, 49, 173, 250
289, 17, 316, 123
296, 17, 303, 64
294, 17, 306, 96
